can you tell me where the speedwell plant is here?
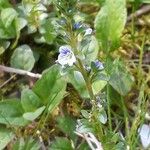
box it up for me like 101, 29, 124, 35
1, 0, 149, 149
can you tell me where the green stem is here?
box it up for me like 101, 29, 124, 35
77, 58, 103, 138
11, 32, 20, 49
105, 51, 112, 132
34, 92, 59, 136
131, 4, 135, 41
77, 59, 96, 101
128, 84, 147, 149
106, 83, 112, 132
137, 35, 145, 87
121, 96, 129, 138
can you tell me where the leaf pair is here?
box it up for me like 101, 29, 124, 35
0, 65, 67, 126
22, 65, 67, 121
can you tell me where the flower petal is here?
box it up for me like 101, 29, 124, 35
57, 45, 76, 67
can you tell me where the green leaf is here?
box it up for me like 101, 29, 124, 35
10, 45, 35, 71
32, 65, 67, 114
102, 132, 125, 150
1, 8, 18, 28
94, 0, 127, 51
0, 20, 16, 39
0, 40, 10, 55
109, 71, 134, 96
12, 137, 40, 150
15, 18, 27, 33
48, 82, 66, 113
0, 99, 28, 126
108, 60, 134, 96
91, 71, 108, 94
0, 0, 11, 10
127, 0, 150, 3
0, 47, 5, 55
77, 142, 90, 150
76, 119, 93, 133
81, 110, 90, 119
108, 86, 121, 107
23, 106, 45, 121
80, 36, 99, 64
39, 19, 56, 44
68, 71, 89, 98
92, 79, 107, 95
49, 137, 73, 150
98, 109, 107, 124
141, 0, 150, 3
21, 89, 42, 112
57, 116, 76, 140
0, 127, 14, 150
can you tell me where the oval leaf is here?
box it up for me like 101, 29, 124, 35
0, 99, 28, 126
1, 8, 18, 28
33, 65, 67, 113
0, 128, 14, 150
94, 0, 127, 51
21, 89, 42, 112
23, 106, 45, 121
10, 45, 35, 71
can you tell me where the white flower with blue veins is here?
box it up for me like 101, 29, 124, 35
84, 28, 92, 36
57, 45, 76, 67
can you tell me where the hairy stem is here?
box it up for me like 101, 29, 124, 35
106, 83, 112, 132
77, 59, 96, 102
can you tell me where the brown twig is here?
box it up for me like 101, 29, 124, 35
0, 74, 16, 88
127, 5, 150, 22
0, 65, 42, 79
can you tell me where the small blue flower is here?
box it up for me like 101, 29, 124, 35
56, 45, 76, 67
84, 28, 92, 36
94, 60, 104, 70
73, 22, 82, 30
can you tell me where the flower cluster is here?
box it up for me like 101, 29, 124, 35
56, 22, 101, 71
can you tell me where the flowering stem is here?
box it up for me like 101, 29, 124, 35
68, 20, 103, 139
77, 58, 103, 139
68, 28, 95, 101
77, 59, 96, 102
